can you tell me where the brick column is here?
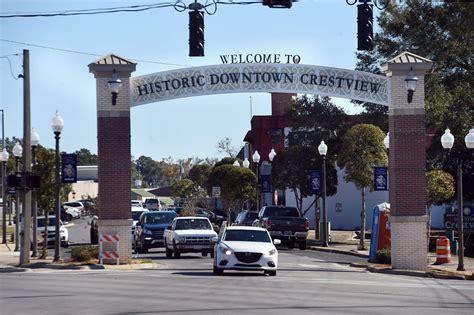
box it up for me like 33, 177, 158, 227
382, 52, 432, 271
89, 55, 136, 264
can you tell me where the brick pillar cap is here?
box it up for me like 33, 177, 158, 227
89, 53, 136, 78
381, 51, 432, 75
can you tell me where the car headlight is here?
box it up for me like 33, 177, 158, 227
175, 235, 185, 243
268, 249, 276, 256
144, 229, 152, 235
219, 246, 232, 255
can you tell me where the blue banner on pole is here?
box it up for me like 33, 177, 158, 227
61, 153, 77, 183
260, 175, 272, 193
374, 166, 388, 191
309, 170, 321, 194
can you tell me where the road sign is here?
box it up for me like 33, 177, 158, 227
212, 186, 221, 198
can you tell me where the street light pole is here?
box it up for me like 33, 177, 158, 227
252, 150, 261, 211
31, 128, 39, 257
12, 142, 22, 252
52, 111, 64, 262
441, 128, 474, 272
0, 149, 9, 244
318, 140, 328, 247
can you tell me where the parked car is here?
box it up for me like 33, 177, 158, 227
36, 215, 69, 247
131, 206, 149, 237
253, 206, 309, 250
194, 208, 225, 226
134, 211, 177, 253
164, 217, 217, 258
144, 198, 161, 211
213, 226, 280, 276
233, 210, 258, 226
63, 201, 85, 215
131, 200, 144, 208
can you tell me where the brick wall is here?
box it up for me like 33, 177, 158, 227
271, 93, 295, 116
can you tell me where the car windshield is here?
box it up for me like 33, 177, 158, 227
37, 217, 57, 227
264, 207, 300, 217
224, 229, 271, 243
245, 212, 258, 220
175, 219, 212, 230
144, 212, 176, 224
132, 211, 145, 221
146, 200, 158, 205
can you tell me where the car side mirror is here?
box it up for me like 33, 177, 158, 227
167, 225, 172, 230
211, 236, 218, 243
273, 239, 281, 245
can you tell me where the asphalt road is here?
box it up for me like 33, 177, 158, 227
2, 250, 473, 314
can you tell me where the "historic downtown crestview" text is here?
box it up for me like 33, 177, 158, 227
136, 71, 382, 96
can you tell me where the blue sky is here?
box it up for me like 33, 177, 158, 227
1, 0, 378, 161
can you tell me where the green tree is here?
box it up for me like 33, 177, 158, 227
136, 155, 161, 187
207, 164, 256, 221
171, 179, 196, 199
337, 124, 388, 250
74, 148, 98, 165
271, 146, 337, 215
188, 164, 212, 189
426, 170, 455, 209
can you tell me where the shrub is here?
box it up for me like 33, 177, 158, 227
375, 248, 391, 264
71, 245, 99, 262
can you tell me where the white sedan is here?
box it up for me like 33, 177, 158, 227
213, 226, 280, 276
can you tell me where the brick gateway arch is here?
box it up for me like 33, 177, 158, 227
89, 52, 432, 270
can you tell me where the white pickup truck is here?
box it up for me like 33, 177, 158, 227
163, 217, 218, 258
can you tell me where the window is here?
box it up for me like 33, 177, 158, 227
175, 219, 212, 230
144, 212, 176, 224
224, 230, 271, 243
263, 207, 300, 217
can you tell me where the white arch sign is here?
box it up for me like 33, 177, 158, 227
131, 63, 390, 107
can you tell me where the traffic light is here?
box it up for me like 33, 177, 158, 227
262, 0, 292, 8
7, 174, 21, 188
189, 10, 204, 57
357, 2, 374, 51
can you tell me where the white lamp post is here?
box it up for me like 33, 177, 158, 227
318, 140, 328, 247
30, 128, 40, 257
52, 111, 64, 262
383, 132, 390, 150
252, 150, 261, 210
233, 160, 240, 167
440, 127, 473, 271
268, 148, 277, 162
0, 148, 9, 244
242, 158, 250, 168
12, 142, 22, 251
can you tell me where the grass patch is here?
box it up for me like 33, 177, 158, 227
375, 248, 391, 264
132, 258, 153, 264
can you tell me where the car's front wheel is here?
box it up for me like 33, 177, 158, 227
165, 243, 172, 258
265, 270, 277, 276
173, 241, 180, 258
299, 240, 307, 250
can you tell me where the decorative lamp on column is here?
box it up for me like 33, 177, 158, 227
242, 158, 250, 168
0, 148, 9, 244
233, 160, 240, 167
405, 67, 419, 103
107, 69, 122, 106
52, 111, 64, 262
30, 128, 40, 257
318, 140, 328, 247
12, 142, 22, 252
252, 150, 261, 211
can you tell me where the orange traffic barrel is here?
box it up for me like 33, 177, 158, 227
436, 236, 452, 264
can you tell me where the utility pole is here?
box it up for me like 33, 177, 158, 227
20, 49, 32, 265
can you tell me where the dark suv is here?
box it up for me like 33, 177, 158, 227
134, 211, 177, 253
233, 210, 258, 226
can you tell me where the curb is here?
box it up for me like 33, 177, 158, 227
1, 262, 161, 272
309, 246, 369, 259
0, 266, 32, 273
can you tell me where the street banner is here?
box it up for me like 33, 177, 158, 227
309, 170, 321, 194
373, 166, 388, 191
260, 175, 272, 193
61, 153, 77, 183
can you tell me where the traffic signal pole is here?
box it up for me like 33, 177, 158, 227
20, 49, 32, 265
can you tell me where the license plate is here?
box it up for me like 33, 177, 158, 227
284, 231, 292, 235
193, 245, 203, 250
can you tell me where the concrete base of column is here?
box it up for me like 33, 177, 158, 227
390, 215, 428, 271
98, 219, 132, 264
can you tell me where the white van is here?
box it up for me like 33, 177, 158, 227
144, 198, 161, 211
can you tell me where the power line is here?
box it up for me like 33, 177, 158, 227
0, 55, 21, 80
0, 1, 262, 18
0, 39, 190, 67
